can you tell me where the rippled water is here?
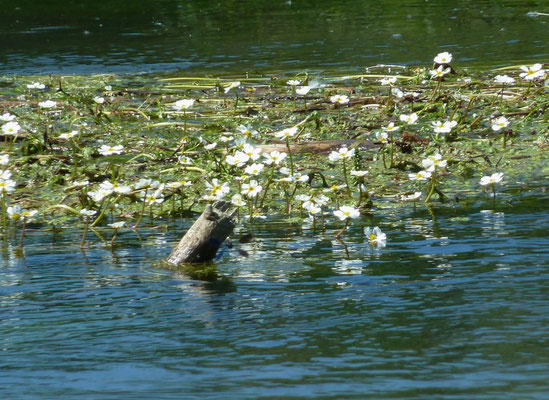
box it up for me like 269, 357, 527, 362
1, 0, 548, 75
1, 193, 548, 399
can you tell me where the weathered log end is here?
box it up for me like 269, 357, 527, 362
166, 200, 237, 266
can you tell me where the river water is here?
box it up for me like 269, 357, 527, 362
1, 194, 549, 398
2, 1, 549, 398
1, 0, 548, 75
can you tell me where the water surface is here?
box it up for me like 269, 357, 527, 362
1, 195, 548, 399
1, 0, 548, 75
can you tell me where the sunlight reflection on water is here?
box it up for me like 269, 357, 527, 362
1, 198, 549, 399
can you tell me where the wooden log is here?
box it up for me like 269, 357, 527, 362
166, 200, 237, 265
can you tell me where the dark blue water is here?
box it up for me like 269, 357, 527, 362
2, 196, 548, 399
1, 0, 548, 75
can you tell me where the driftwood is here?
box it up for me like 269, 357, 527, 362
166, 200, 236, 265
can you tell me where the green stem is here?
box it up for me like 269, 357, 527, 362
389, 132, 394, 168
430, 80, 442, 101
335, 219, 349, 239
342, 159, 352, 198
90, 195, 122, 228
110, 230, 118, 250
424, 175, 437, 203
18, 218, 27, 250
286, 137, 294, 175
1, 195, 8, 238
258, 170, 275, 209
80, 220, 89, 248
133, 189, 148, 229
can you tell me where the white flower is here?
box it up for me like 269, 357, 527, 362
0, 154, 9, 165
422, 154, 447, 171
430, 65, 451, 79
432, 120, 457, 133
480, 172, 503, 186
38, 100, 57, 108
350, 170, 369, 177
491, 116, 509, 131
236, 124, 258, 138
375, 131, 389, 143
108, 221, 126, 229
333, 205, 360, 221
226, 151, 250, 167
231, 193, 247, 207
296, 193, 329, 211
296, 86, 311, 95
0, 112, 16, 122
80, 208, 97, 217
140, 188, 165, 204
330, 94, 349, 105
26, 82, 46, 90
21, 209, 38, 221
7, 205, 22, 220
58, 130, 79, 140
135, 178, 161, 190
1, 169, 12, 180
391, 87, 404, 98
287, 80, 301, 86
178, 155, 193, 165
244, 163, 265, 176
98, 144, 124, 156
306, 204, 322, 216
241, 143, 261, 161
205, 178, 230, 199
434, 51, 453, 64
263, 150, 287, 165
72, 180, 89, 187
328, 146, 355, 162
494, 74, 515, 85
0, 178, 16, 194
365, 226, 387, 247
274, 126, 298, 139
100, 180, 132, 194
224, 81, 240, 93
323, 184, 347, 194
278, 169, 309, 183
172, 99, 194, 110
399, 113, 418, 124
519, 64, 546, 81
93, 96, 105, 104
383, 122, 399, 133
408, 170, 432, 181
400, 192, 422, 202
379, 77, 397, 86
2, 121, 21, 136
87, 188, 112, 203
241, 180, 262, 198
166, 179, 192, 189
204, 142, 217, 150
293, 173, 309, 183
